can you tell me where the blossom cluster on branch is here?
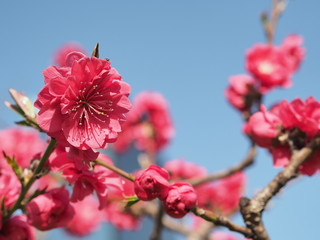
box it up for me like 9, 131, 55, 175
0, 1, 319, 240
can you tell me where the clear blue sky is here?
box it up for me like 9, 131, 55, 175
1, 1, 320, 239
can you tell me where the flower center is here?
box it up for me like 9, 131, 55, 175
258, 61, 274, 74
69, 83, 114, 128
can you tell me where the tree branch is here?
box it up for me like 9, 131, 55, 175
150, 203, 165, 240
240, 137, 320, 240
95, 159, 135, 181
136, 202, 191, 235
186, 221, 214, 240
189, 145, 256, 186
192, 207, 253, 238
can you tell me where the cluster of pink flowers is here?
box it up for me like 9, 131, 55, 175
245, 97, 320, 175
134, 164, 197, 218
113, 91, 174, 154
0, 128, 45, 239
165, 159, 246, 216
0, 128, 135, 238
0, 44, 134, 238
1, 30, 312, 239
225, 35, 304, 112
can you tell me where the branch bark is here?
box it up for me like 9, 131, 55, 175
240, 137, 320, 240
192, 207, 253, 238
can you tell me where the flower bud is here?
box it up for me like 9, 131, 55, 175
163, 182, 197, 218
26, 187, 74, 230
134, 165, 170, 201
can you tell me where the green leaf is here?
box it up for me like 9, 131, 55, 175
15, 120, 33, 127
3, 151, 23, 180
124, 195, 140, 208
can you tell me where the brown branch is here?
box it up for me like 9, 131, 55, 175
150, 203, 165, 240
240, 137, 320, 240
94, 159, 135, 181
186, 221, 214, 240
262, 0, 287, 44
134, 202, 191, 235
189, 145, 256, 186
192, 207, 253, 238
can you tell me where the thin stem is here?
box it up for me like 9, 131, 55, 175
192, 207, 253, 238
150, 202, 165, 240
189, 144, 256, 186
4, 138, 57, 222
263, 0, 287, 44
95, 159, 135, 181
186, 221, 214, 240
135, 202, 191, 235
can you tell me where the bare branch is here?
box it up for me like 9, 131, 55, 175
186, 221, 214, 240
150, 203, 165, 240
135, 202, 191, 235
192, 207, 253, 238
190, 145, 256, 186
240, 137, 320, 240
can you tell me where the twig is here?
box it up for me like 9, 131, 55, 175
3, 138, 57, 222
95, 159, 135, 181
136, 202, 191, 235
150, 202, 165, 240
240, 137, 320, 240
186, 221, 214, 240
192, 207, 253, 238
189, 145, 256, 186
262, 0, 287, 44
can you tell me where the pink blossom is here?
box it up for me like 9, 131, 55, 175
113, 92, 174, 154
104, 178, 141, 230
164, 159, 207, 181
225, 74, 255, 111
281, 34, 304, 72
246, 43, 292, 93
163, 182, 197, 218
271, 146, 291, 168
134, 164, 170, 201
0, 166, 21, 208
66, 196, 104, 236
50, 147, 123, 209
196, 172, 246, 215
0, 215, 35, 240
54, 42, 86, 67
210, 231, 249, 240
35, 55, 131, 158
271, 146, 320, 176
104, 201, 141, 231
0, 128, 45, 168
26, 187, 75, 230
278, 97, 320, 138
245, 105, 282, 148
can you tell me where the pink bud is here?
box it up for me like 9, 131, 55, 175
0, 215, 35, 240
53, 42, 86, 67
163, 182, 197, 218
66, 196, 103, 236
246, 105, 282, 148
26, 187, 75, 230
225, 74, 255, 111
134, 165, 170, 201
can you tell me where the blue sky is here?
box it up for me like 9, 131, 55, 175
1, 1, 320, 239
